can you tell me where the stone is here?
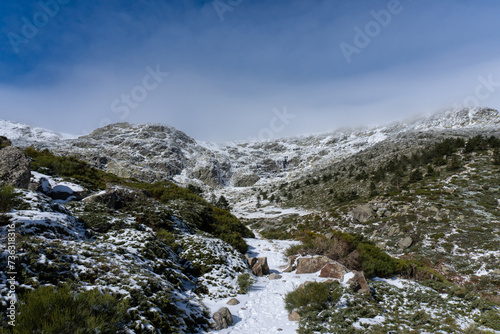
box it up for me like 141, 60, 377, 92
288, 310, 300, 322
398, 237, 413, 250
268, 273, 282, 280
324, 232, 334, 240
226, 298, 240, 305
376, 208, 387, 217
352, 204, 375, 223
428, 206, 439, 213
251, 257, 270, 276
318, 262, 349, 280
212, 307, 233, 330
383, 210, 392, 218
347, 271, 371, 294
233, 173, 260, 187
282, 255, 298, 272
247, 257, 258, 268
296, 256, 333, 274
0, 146, 31, 189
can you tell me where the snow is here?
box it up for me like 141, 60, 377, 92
203, 236, 337, 334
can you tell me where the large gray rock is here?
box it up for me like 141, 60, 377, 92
212, 307, 233, 330
0, 146, 31, 189
352, 204, 375, 223
398, 237, 413, 250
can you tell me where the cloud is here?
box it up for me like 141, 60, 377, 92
1, 0, 500, 141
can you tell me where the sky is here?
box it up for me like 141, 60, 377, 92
1, 0, 500, 141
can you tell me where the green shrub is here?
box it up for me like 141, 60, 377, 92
12, 284, 129, 333
237, 273, 254, 294
284, 281, 342, 314
0, 186, 19, 213
477, 310, 500, 331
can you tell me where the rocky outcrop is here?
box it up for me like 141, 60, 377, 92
232, 173, 260, 187
0, 146, 31, 189
295, 256, 333, 274
212, 307, 233, 330
319, 262, 349, 280
347, 271, 371, 294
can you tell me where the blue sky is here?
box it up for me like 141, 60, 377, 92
1, 0, 500, 141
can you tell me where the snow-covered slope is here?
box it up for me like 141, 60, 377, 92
1, 107, 499, 190
0, 120, 76, 146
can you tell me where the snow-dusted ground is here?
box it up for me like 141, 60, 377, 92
203, 235, 353, 334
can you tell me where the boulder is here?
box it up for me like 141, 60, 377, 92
268, 273, 282, 280
282, 255, 298, 272
247, 257, 258, 268
398, 237, 413, 250
318, 262, 349, 280
226, 298, 240, 306
49, 185, 75, 201
296, 256, 333, 274
251, 257, 270, 277
0, 146, 31, 189
347, 271, 371, 294
352, 204, 375, 223
212, 307, 233, 330
88, 190, 124, 209
288, 310, 301, 322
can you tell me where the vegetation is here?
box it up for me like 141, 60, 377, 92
286, 231, 444, 280
284, 281, 342, 314
0, 186, 19, 213
237, 273, 254, 294
9, 284, 129, 334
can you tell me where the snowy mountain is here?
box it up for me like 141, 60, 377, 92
2, 107, 499, 190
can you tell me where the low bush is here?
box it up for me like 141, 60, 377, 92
0, 186, 19, 213
11, 284, 129, 333
237, 273, 254, 294
284, 281, 342, 314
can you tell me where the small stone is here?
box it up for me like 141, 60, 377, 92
288, 310, 301, 321
227, 298, 240, 305
212, 307, 233, 330
268, 273, 282, 280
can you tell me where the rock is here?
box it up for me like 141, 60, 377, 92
212, 307, 233, 330
376, 208, 386, 217
226, 298, 240, 305
375, 241, 386, 250
347, 271, 371, 294
247, 257, 258, 268
324, 232, 334, 240
0, 136, 12, 148
428, 206, 439, 213
0, 146, 31, 189
282, 255, 298, 272
49, 185, 75, 201
288, 310, 301, 321
268, 273, 282, 280
296, 256, 333, 274
352, 204, 375, 223
383, 210, 392, 217
387, 226, 399, 237
251, 257, 270, 276
318, 262, 349, 280
232, 173, 260, 187
398, 237, 413, 250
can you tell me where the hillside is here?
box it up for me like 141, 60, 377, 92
1, 107, 500, 333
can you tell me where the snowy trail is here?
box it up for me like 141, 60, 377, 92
203, 236, 333, 334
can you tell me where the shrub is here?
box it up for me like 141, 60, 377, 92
237, 273, 254, 294
0, 186, 19, 213
284, 281, 342, 314
12, 284, 129, 333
